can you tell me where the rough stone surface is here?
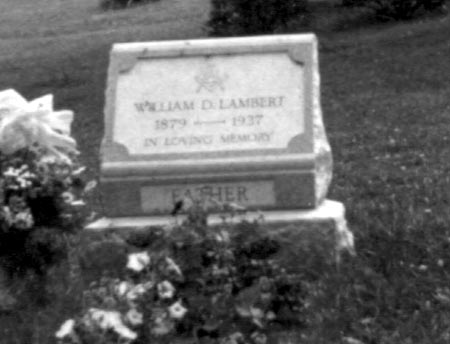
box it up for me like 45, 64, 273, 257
311, 38, 333, 205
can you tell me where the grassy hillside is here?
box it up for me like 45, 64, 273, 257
0, 0, 210, 172
0, 0, 449, 343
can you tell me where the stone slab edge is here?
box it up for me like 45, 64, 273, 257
85, 200, 354, 258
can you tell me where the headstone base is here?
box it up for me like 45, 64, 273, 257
85, 200, 354, 264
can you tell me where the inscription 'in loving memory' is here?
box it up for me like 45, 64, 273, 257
144, 131, 274, 148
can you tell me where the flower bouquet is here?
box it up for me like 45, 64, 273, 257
56, 206, 312, 344
0, 89, 94, 280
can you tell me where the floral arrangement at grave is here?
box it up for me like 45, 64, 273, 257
55, 204, 328, 344
0, 89, 94, 278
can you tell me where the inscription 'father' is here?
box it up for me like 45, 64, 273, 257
141, 181, 275, 213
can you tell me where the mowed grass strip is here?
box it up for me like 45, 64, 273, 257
0, 0, 449, 342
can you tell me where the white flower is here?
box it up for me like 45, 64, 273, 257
55, 319, 76, 339
126, 251, 150, 272
265, 311, 276, 321
126, 308, 143, 326
115, 281, 133, 298
3, 167, 18, 177
17, 177, 31, 189
418, 264, 428, 271
168, 300, 187, 319
235, 306, 264, 328
113, 324, 138, 341
157, 280, 175, 299
0, 89, 77, 157
86, 308, 137, 341
70, 200, 86, 207
13, 210, 34, 229
38, 154, 57, 165
62, 191, 75, 204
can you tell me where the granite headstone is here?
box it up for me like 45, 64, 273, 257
100, 34, 332, 217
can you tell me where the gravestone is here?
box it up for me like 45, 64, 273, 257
88, 34, 353, 259
99, 34, 332, 217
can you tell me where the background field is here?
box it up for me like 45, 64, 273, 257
0, 0, 210, 174
0, 0, 450, 343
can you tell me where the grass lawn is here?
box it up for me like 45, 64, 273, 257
0, 0, 450, 343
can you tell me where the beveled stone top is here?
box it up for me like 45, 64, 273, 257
102, 34, 316, 165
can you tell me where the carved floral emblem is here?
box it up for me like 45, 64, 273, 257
195, 63, 228, 93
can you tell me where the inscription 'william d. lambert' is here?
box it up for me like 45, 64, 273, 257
134, 96, 285, 113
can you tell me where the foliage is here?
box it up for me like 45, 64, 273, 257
422, 0, 447, 10
341, 0, 366, 7
99, 0, 160, 10
55, 208, 320, 343
344, 0, 447, 20
0, 149, 93, 278
0, 90, 95, 282
208, 0, 309, 36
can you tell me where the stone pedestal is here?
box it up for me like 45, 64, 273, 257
88, 34, 354, 270
85, 200, 354, 264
